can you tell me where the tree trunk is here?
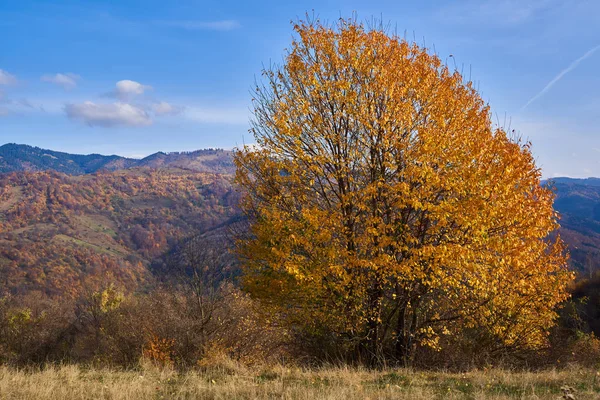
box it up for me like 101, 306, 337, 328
363, 283, 384, 367
395, 307, 416, 367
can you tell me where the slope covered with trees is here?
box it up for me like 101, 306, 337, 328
0, 168, 239, 297
550, 179, 600, 275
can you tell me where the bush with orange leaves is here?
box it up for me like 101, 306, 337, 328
143, 335, 176, 367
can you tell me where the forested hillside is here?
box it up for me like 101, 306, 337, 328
550, 179, 600, 274
1, 143, 600, 300
0, 168, 239, 297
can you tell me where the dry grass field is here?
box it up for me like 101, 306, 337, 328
1, 362, 600, 399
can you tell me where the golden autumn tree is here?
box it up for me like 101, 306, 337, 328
234, 17, 573, 366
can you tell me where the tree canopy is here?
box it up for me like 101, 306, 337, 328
234, 17, 573, 366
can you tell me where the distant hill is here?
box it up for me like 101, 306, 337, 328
547, 178, 600, 275
0, 144, 235, 175
551, 177, 600, 187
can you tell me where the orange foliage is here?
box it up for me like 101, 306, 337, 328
143, 334, 175, 367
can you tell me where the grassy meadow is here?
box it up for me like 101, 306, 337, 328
1, 362, 600, 399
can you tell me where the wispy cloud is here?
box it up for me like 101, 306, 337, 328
0, 69, 17, 85
0, 87, 44, 116
156, 20, 241, 31
522, 44, 600, 110
41, 73, 80, 90
0, 100, 45, 116
153, 101, 183, 116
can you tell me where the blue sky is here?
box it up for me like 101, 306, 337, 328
0, 0, 599, 178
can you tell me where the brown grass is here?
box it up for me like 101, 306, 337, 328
1, 362, 600, 399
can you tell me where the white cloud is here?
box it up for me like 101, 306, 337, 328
153, 101, 183, 116
109, 80, 152, 100
63, 80, 243, 128
116, 80, 151, 95
63, 80, 184, 127
0, 69, 17, 85
65, 101, 152, 127
0, 107, 9, 117
41, 73, 81, 90
158, 19, 240, 31
126, 153, 150, 159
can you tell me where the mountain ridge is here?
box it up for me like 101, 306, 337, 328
0, 143, 235, 175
